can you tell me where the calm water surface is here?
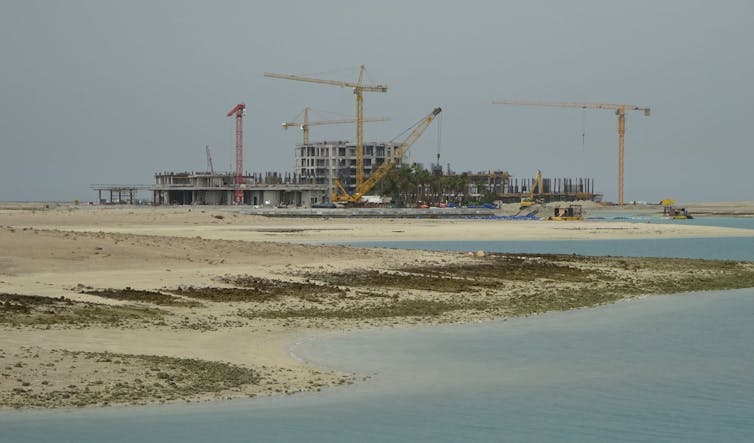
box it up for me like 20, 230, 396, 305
348, 217, 754, 261
2, 218, 753, 442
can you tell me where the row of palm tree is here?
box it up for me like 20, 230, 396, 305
375, 164, 509, 207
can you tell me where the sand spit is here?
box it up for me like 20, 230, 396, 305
1, 205, 753, 410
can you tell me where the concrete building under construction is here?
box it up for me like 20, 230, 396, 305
147, 139, 400, 207
92, 100, 597, 206
152, 171, 328, 207
470, 172, 600, 203
295, 140, 399, 197
143, 163, 598, 207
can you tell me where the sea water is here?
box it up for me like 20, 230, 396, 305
347, 215, 754, 260
2, 220, 754, 442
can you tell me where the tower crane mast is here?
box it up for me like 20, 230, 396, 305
227, 103, 246, 205
205, 145, 214, 175
492, 100, 650, 205
264, 66, 388, 188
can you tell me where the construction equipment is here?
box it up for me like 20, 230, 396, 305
333, 107, 442, 204
661, 199, 693, 219
492, 100, 650, 205
520, 169, 543, 209
663, 205, 693, 219
264, 66, 388, 188
227, 103, 246, 204
205, 145, 215, 175
548, 204, 584, 221
281, 107, 389, 145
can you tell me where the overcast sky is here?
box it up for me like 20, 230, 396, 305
1, 1, 752, 203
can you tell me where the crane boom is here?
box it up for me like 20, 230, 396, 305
282, 117, 390, 128
281, 107, 389, 144
492, 99, 650, 205
334, 107, 442, 203
492, 100, 650, 114
263, 72, 388, 92
264, 66, 388, 187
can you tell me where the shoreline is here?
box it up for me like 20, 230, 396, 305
1, 288, 747, 417
1, 206, 754, 410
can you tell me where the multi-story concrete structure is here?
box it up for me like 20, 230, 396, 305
294, 141, 398, 196
110, 135, 599, 206
152, 172, 328, 207
145, 140, 399, 206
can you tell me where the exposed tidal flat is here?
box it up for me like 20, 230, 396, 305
1, 204, 754, 412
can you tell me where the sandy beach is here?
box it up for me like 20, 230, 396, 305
1, 203, 754, 409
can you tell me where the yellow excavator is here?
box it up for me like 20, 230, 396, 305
332, 107, 442, 204
520, 169, 543, 209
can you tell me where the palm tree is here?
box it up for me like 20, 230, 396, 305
415, 168, 432, 203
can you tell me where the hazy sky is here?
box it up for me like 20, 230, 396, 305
1, 1, 752, 203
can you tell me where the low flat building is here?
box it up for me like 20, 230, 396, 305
152, 172, 329, 207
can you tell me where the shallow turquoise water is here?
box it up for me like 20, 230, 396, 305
585, 214, 754, 231
3, 290, 753, 442
296, 289, 754, 442
348, 216, 754, 260
2, 219, 754, 442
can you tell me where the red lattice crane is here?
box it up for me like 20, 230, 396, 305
227, 103, 246, 204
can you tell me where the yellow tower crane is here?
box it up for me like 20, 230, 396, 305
492, 100, 650, 205
281, 107, 389, 145
264, 66, 388, 188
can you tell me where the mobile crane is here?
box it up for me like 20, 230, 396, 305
332, 107, 442, 204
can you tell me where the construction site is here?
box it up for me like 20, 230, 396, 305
92, 66, 649, 210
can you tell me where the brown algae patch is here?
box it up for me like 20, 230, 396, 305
276, 253, 754, 321
238, 299, 490, 320
81, 288, 204, 307
0, 347, 259, 409
0, 346, 355, 409
170, 276, 346, 303
0, 293, 163, 327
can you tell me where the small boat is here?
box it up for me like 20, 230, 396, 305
548, 204, 584, 221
